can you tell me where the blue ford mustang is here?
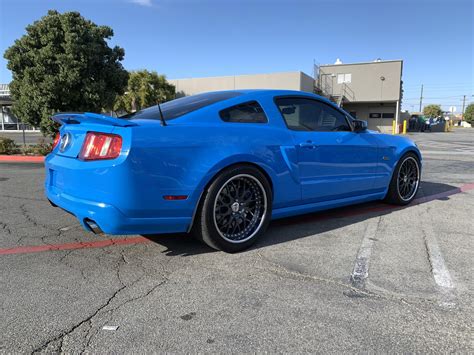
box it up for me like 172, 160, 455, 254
45, 90, 421, 252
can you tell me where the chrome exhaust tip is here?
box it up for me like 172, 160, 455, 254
84, 219, 104, 235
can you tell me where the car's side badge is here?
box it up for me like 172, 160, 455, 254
382, 156, 390, 161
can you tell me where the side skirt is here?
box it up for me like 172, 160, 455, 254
271, 192, 386, 220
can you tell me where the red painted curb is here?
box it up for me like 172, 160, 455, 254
0, 155, 45, 163
0, 236, 150, 256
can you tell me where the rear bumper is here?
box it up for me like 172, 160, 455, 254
46, 185, 191, 235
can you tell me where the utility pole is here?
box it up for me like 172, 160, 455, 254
419, 84, 423, 112
461, 95, 466, 121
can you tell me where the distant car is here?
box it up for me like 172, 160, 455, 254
45, 90, 422, 252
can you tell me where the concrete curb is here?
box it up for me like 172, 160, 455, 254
0, 155, 45, 163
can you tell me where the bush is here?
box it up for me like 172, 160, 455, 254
464, 103, 474, 124
33, 138, 53, 156
0, 137, 19, 154
20, 139, 53, 156
423, 104, 442, 118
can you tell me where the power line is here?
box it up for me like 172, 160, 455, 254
403, 82, 473, 87
404, 95, 467, 99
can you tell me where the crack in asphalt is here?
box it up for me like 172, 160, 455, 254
79, 246, 170, 353
255, 246, 445, 309
0, 221, 12, 236
0, 202, 76, 251
255, 251, 376, 298
31, 284, 127, 354
32, 247, 171, 354
0, 194, 45, 202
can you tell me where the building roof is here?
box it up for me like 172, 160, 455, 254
320, 59, 403, 67
170, 71, 312, 81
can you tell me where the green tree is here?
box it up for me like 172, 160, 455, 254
463, 103, 474, 124
114, 70, 175, 113
4, 10, 129, 136
423, 104, 443, 118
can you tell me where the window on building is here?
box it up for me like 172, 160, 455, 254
337, 73, 352, 84
369, 113, 382, 118
382, 113, 395, 119
275, 97, 351, 132
219, 101, 268, 123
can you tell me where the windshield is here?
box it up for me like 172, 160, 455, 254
121, 91, 243, 121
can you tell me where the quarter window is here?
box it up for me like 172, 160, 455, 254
275, 97, 351, 132
121, 91, 243, 121
219, 101, 268, 123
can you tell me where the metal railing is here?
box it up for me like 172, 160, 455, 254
337, 83, 355, 106
314, 68, 356, 107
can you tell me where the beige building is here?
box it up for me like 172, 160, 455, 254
168, 60, 404, 134
317, 60, 404, 133
169, 71, 314, 97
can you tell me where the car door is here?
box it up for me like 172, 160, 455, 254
274, 96, 379, 203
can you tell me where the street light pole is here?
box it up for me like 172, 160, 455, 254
419, 84, 423, 112
461, 95, 466, 121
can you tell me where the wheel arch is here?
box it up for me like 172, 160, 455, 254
383, 148, 422, 200
187, 159, 275, 233
403, 147, 422, 163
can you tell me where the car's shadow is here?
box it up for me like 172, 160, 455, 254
142, 181, 459, 256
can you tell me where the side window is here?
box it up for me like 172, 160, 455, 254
275, 97, 352, 132
219, 101, 268, 123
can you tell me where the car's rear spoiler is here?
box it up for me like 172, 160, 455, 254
52, 112, 137, 127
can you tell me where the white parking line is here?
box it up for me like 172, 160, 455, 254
350, 217, 381, 289
421, 150, 474, 156
422, 211, 456, 308
424, 235, 454, 289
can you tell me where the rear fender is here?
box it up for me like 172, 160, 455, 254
185, 154, 278, 232
192, 154, 278, 199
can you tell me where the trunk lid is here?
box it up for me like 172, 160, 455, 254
52, 112, 136, 158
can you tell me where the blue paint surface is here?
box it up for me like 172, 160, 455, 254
45, 90, 421, 234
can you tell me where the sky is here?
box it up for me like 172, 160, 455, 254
0, 0, 472, 112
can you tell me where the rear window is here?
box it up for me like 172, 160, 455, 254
121, 91, 242, 121
219, 101, 268, 123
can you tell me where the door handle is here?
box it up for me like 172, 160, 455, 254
299, 141, 318, 149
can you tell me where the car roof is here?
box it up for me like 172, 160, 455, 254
207, 89, 334, 104
126, 89, 344, 125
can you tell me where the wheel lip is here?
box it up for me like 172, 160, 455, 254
212, 173, 268, 244
396, 156, 420, 202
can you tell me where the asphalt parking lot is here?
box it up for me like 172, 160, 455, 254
1, 129, 473, 353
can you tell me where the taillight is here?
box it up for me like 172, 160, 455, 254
52, 132, 60, 150
78, 132, 122, 161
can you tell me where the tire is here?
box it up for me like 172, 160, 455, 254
384, 152, 421, 205
192, 165, 272, 253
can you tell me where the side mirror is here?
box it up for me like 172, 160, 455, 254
353, 119, 368, 132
